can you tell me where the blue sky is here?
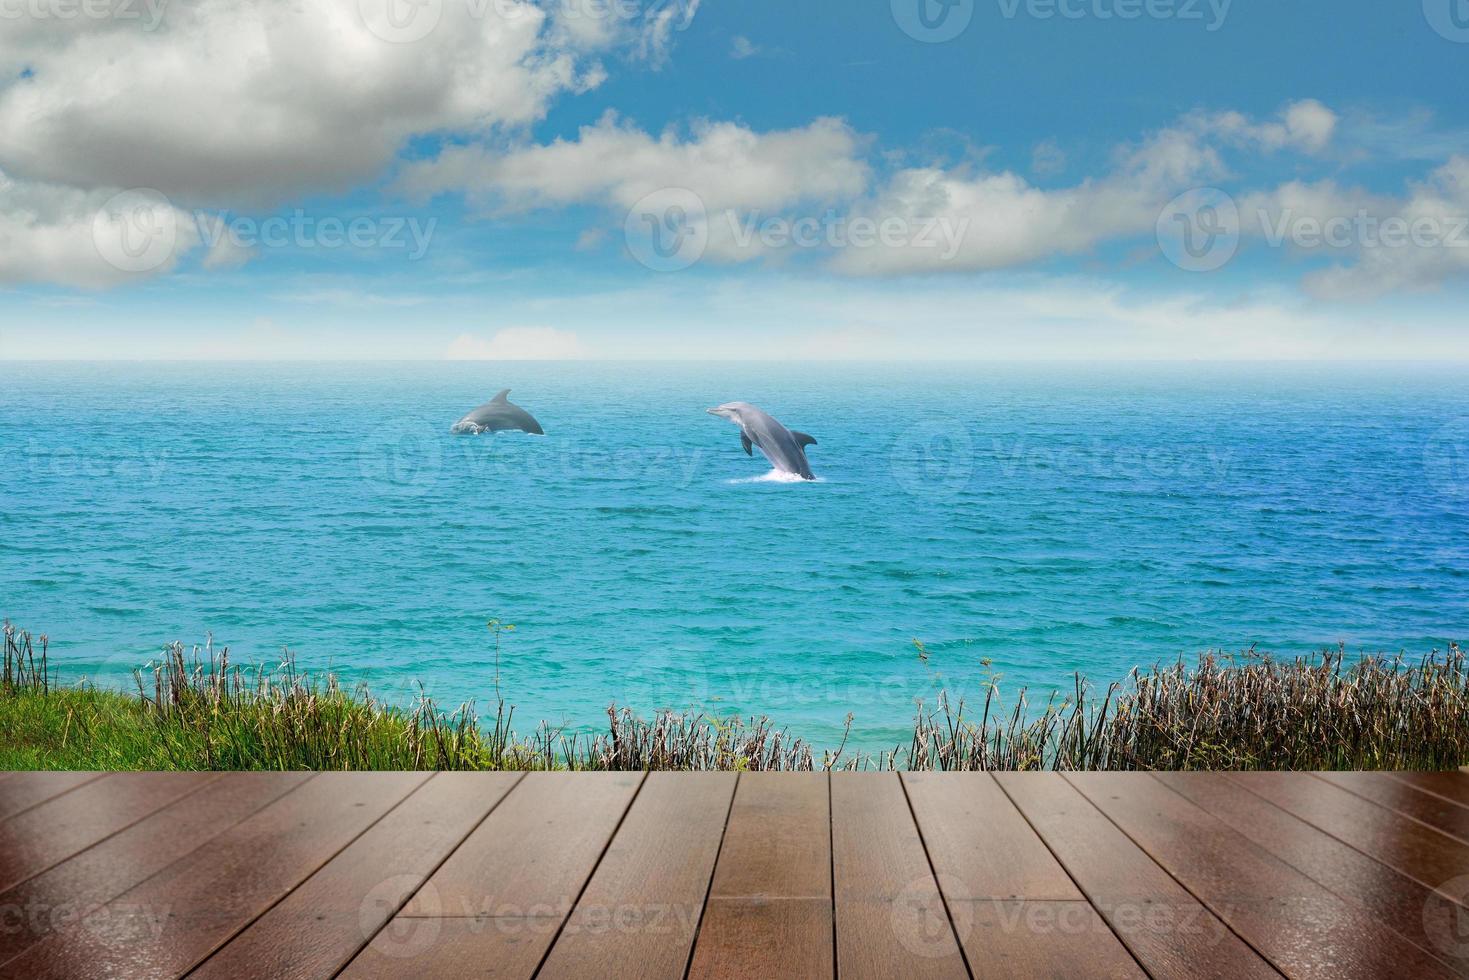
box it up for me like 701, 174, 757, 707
1, 0, 1467, 359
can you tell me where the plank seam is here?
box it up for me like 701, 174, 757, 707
0, 772, 107, 824
324, 772, 528, 979
1154, 774, 1466, 977
0, 773, 224, 899
678, 773, 740, 980
994, 775, 1156, 980
897, 773, 975, 980
1310, 772, 1469, 846
528, 771, 650, 979
1224, 772, 1469, 911
1060, 773, 1288, 979
178, 772, 436, 977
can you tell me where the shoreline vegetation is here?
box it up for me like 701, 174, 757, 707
3, 622, 1467, 772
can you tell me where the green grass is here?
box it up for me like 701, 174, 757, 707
3, 622, 1467, 771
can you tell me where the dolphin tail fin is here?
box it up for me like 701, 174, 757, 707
740, 432, 754, 456
491, 389, 511, 403
791, 431, 817, 448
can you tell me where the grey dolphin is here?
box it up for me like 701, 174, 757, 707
707, 401, 818, 480
451, 389, 545, 436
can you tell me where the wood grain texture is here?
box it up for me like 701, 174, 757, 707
997, 773, 1274, 979
539, 772, 736, 980
1231, 771, 1469, 893
1160, 771, 1469, 975
956, 900, 1145, 980
830, 773, 967, 980
0, 773, 216, 894
902, 773, 1079, 902
0, 771, 311, 968
1317, 771, 1469, 844
0, 772, 429, 980
0, 772, 103, 822
688, 773, 834, 980
191, 773, 523, 980
1391, 771, 1469, 809
1069, 771, 1460, 980
345, 772, 644, 980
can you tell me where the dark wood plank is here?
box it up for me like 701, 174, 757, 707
1317, 772, 1469, 844
191, 773, 523, 980
998, 773, 1276, 979
965, 900, 1145, 979
0, 771, 311, 967
0, 772, 430, 979
688, 772, 833, 980
901, 772, 1080, 901
1391, 771, 1469, 809
1069, 772, 1459, 979
906, 774, 1141, 978
0, 772, 103, 822
1160, 771, 1469, 976
342, 771, 644, 979
1231, 771, 1469, 894
538, 772, 736, 980
830, 773, 967, 980
0, 773, 217, 894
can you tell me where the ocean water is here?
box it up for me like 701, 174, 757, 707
3, 361, 1467, 752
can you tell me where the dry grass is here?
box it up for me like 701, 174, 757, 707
3, 622, 1466, 771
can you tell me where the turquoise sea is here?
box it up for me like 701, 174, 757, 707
3, 361, 1467, 752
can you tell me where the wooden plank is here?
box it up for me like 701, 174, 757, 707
0, 772, 430, 979
905, 774, 1141, 979
688, 772, 833, 980
191, 773, 523, 980
1391, 771, 1469, 809
1160, 771, 1469, 976
998, 773, 1276, 979
1069, 772, 1460, 980
0, 772, 103, 821
538, 772, 736, 980
1231, 771, 1469, 894
342, 772, 644, 980
830, 773, 967, 980
901, 772, 1079, 901
0, 771, 310, 967
965, 900, 1144, 979
0, 773, 217, 894
1317, 771, 1469, 844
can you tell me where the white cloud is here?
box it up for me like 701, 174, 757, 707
730, 35, 759, 60
0, 173, 201, 288
0, 1, 600, 206
402, 114, 867, 215
446, 326, 589, 359
635, 0, 701, 67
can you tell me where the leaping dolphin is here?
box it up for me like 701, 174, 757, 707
707, 402, 818, 480
451, 390, 545, 436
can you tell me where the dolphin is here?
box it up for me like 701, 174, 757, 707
707, 402, 818, 480
451, 389, 545, 436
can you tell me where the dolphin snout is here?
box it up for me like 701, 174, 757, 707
706, 408, 722, 416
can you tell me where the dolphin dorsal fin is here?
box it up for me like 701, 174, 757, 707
791, 430, 817, 448
491, 389, 511, 404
